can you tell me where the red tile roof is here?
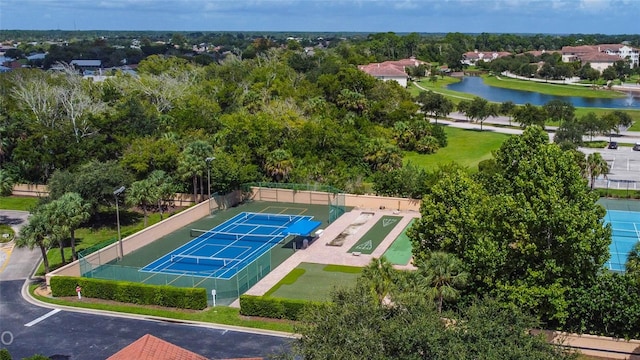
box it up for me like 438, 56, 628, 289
561, 45, 600, 54
578, 52, 621, 63
358, 63, 408, 77
107, 334, 208, 360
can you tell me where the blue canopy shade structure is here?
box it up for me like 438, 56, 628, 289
284, 220, 322, 236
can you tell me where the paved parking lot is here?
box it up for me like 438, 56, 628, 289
580, 146, 640, 189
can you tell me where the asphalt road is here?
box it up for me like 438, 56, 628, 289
0, 280, 293, 359
0, 210, 294, 359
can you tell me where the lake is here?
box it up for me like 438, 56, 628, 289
446, 76, 640, 109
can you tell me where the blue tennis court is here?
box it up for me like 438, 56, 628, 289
140, 212, 321, 279
605, 210, 640, 272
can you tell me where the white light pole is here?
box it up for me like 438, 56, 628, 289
113, 186, 126, 260
205, 157, 215, 213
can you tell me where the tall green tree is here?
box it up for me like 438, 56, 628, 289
602, 110, 633, 141
543, 99, 575, 126
416, 90, 454, 124
458, 97, 495, 131
418, 251, 468, 313
147, 170, 178, 220
360, 257, 397, 305
16, 211, 53, 273
54, 192, 90, 261
176, 140, 214, 203
410, 126, 611, 323
288, 282, 577, 360
513, 103, 547, 129
499, 101, 516, 126
586, 152, 609, 190
126, 179, 155, 227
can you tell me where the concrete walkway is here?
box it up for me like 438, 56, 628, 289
235, 209, 420, 306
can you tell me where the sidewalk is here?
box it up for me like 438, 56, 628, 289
443, 111, 640, 143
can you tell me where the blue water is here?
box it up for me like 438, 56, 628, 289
447, 76, 640, 109
605, 210, 640, 272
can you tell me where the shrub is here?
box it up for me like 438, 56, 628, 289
239, 295, 321, 321
50, 276, 207, 310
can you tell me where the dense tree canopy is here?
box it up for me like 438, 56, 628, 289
409, 127, 611, 324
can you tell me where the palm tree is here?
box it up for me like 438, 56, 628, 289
176, 140, 214, 203
16, 212, 53, 273
360, 257, 397, 305
586, 152, 609, 189
264, 149, 293, 183
126, 180, 155, 227
56, 192, 90, 261
419, 251, 468, 313
148, 170, 177, 220
626, 242, 640, 283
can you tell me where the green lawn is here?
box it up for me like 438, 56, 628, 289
484, 75, 625, 99
0, 196, 40, 211
264, 263, 362, 302
404, 126, 511, 171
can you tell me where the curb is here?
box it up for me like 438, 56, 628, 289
21, 278, 298, 339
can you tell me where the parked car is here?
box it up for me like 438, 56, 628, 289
608, 141, 618, 149
634, 142, 640, 151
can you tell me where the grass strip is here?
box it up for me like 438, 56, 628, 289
0, 196, 39, 211
483, 75, 625, 99
30, 285, 295, 333
322, 264, 363, 273
263, 268, 306, 297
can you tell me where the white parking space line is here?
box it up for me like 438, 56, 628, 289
24, 309, 61, 327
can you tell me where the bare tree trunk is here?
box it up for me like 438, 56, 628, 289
142, 204, 148, 227
70, 229, 77, 261
158, 200, 164, 220
40, 245, 50, 274
58, 240, 66, 265
192, 176, 197, 203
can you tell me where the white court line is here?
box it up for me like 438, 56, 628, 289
25, 309, 61, 327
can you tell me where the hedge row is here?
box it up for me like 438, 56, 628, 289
239, 294, 321, 320
50, 276, 207, 310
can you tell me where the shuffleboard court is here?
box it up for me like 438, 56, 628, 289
140, 212, 321, 279
348, 216, 402, 255
383, 219, 416, 265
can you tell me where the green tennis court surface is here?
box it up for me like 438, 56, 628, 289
265, 263, 362, 302
348, 216, 402, 254
383, 219, 416, 265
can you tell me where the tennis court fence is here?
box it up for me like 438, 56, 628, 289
245, 182, 346, 223
79, 235, 296, 306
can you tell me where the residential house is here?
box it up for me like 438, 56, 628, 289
462, 50, 511, 66
599, 44, 639, 68
107, 334, 263, 360
561, 44, 639, 70
358, 57, 429, 87
70, 59, 102, 75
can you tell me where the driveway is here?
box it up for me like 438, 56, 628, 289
0, 210, 39, 281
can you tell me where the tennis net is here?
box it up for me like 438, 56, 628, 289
190, 229, 286, 244
170, 254, 238, 267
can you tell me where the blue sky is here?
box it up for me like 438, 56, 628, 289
0, 0, 638, 34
